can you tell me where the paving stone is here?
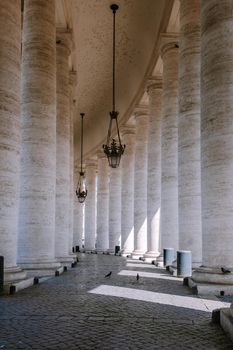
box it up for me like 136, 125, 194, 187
0, 254, 232, 349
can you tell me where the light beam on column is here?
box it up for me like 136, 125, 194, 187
160, 33, 179, 257
131, 106, 149, 259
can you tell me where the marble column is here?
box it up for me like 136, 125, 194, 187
55, 30, 74, 265
108, 166, 121, 252
73, 172, 84, 251
18, 0, 60, 271
192, 0, 233, 286
178, 0, 202, 266
96, 152, 109, 252
69, 71, 77, 254
121, 125, 135, 256
0, 0, 26, 283
144, 77, 163, 261
160, 34, 179, 254
84, 160, 97, 251
132, 107, 149, 258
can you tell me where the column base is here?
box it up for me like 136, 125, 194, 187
18, 258, 62, 277
131, 250, 145, 259
4, 266, 27, 284
143, 251, 160, 262
84, 247, 96, 252
56, 256, 76, 267
95, 249, 109, 254
120, 249, 133, 257
220, 308, 233, 343
187, 266, 233, 295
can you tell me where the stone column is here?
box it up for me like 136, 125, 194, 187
18, 0, 60, 271
69, 70, 77, 254
160, 34, 179, 254
108, 166, 121, 252
55, 30, 74, 266
121, 125, 135, 256
178, 0, 202, 266
73, 168, 84, 251
192, 0, 233, 287
132, 107, 149, 258
96, 152, 109, 252
84, 160, 97, 251
144, 77, 163, 262
0, 0, 26, 283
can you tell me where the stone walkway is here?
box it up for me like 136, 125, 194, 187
0, 254, 232, 349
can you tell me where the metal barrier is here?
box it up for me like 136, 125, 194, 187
177, 250, 192, 277
163, 248, 174, 267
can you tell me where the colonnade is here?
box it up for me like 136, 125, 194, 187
81, 0, 233, 289
1, 0, 233, 292
0, 0, 76, 282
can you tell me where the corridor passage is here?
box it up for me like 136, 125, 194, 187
0, 254, 232, 350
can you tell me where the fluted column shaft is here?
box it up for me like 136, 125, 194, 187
69, 71, 77, 253
96, 154, 109, 251
132, 108, 149, 258
179, 0, 202, 266
121, 126, 135, 255
145, 78, 163, 260
0, 0, 26, 281
84, 161, 97, 251
201, 0, 233, 268
109, 166, 121, 252
160, 34, 179, 253
55, 32, 72, 262
18, 0, 59, 268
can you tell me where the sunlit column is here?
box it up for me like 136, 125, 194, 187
144, 77, 163, 261
96, 152, 109, 252
121, 125, 135, 256
178, 0, 202, 266
108, 166, 121, 252
132, 106, 149, 258
0, 0, 27, 283
69, 70, 77, 254
160, 33, 179, 254
84, 160, 97, 251
18, 0, 60, 271
55, 31, 74, 265
192, 0, 233, 287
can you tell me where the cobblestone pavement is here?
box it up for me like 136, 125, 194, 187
0, 254, 232, 350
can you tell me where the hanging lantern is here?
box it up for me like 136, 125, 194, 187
76, 113, 88, 203
103, 4, 125, 168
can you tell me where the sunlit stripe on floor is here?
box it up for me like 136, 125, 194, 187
118, 270, 182, 281
126, 263, 158, 269
88, 285, 230, 312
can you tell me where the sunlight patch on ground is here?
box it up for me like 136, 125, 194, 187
126, 262, 159, 269
118, 269, 182, 281
88, 285, 230, 312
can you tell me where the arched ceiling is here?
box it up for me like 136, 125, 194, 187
56, 0, 177, 162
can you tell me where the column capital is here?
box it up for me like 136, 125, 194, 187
134, 104, 149, 118
96, 149, 107, 160
121, 124, 135, 136
146, 76, 163, 93
85, 159, 98, 169
159, 33, 180, 58
56, 29, 73, 55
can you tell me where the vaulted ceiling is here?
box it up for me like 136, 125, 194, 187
55, 0, 179, 162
